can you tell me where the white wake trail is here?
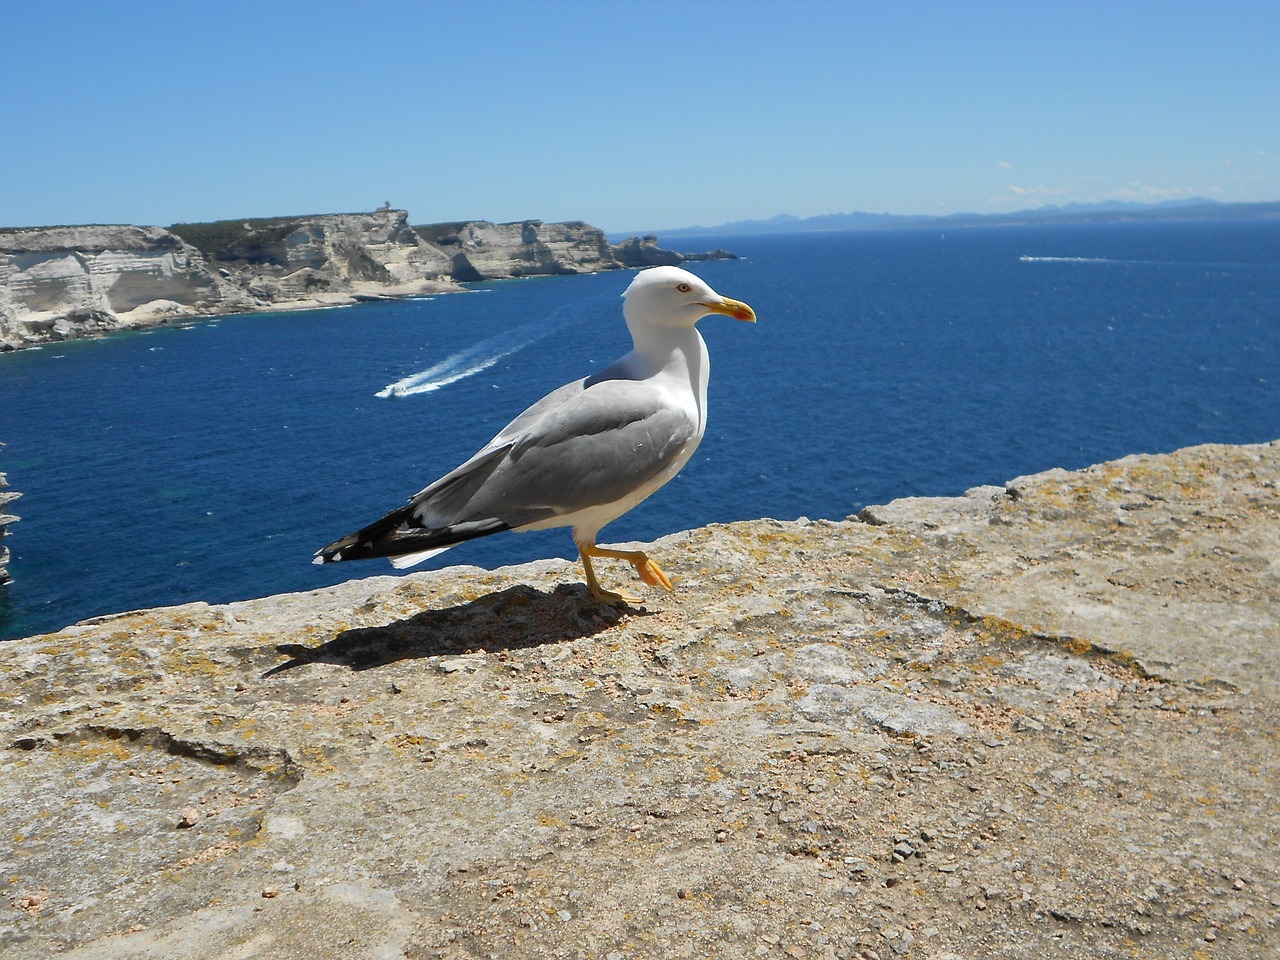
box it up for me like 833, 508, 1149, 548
377, 292, 607, 399
377, 336, 537, 398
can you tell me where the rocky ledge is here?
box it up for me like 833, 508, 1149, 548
2, 440, 1277, 959
0, 211, 732, 351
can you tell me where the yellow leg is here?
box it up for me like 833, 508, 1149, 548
577, 544, 674, 606
587, 546, 674, 592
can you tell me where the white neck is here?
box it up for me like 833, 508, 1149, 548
626, 324, 709, 430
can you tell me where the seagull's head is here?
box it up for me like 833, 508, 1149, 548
622, 265, 756, 332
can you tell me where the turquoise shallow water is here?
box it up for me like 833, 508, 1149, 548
2, 219, 1277, 638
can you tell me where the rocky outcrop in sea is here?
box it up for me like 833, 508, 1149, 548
2, 440, 1277, 958
0, 210, 734, 351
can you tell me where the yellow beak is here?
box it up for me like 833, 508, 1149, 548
700, 296, 757, 323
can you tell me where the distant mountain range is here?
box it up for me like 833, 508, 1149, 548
624, 198, 1280, 241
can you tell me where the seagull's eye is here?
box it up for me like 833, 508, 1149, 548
676, 282, 692, 293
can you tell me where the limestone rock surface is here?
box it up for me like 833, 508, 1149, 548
416, 219, 619, 281
172, 208, 460, 308
609, 234, 686, 268
0, 225, 255, 348
3, 440, 1277, 959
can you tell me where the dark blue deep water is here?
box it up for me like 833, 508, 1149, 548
2, 219, 1277, 638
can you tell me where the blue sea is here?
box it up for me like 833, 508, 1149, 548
2, 219, 1277, 639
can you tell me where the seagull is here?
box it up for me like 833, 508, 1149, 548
313, 265, 756, 605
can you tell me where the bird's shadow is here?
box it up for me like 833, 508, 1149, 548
266, 582, 652, 675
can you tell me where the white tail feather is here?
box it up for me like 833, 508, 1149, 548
388, 545, 453, 569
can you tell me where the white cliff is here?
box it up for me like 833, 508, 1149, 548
0, 210, 731, 351
0, 225, 255, 348
178, 209, 460, 306
416, 219, 625, 280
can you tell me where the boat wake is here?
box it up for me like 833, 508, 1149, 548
377, 334, 540, 397
376, 295, 604, 399
1019, 255, 1116, 264
1019, 255, 1240, 267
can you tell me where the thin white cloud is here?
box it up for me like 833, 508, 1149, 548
996, 161, 1013, 169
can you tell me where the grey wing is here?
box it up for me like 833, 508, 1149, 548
404, 379, 587, 529
413, 377, 697, 528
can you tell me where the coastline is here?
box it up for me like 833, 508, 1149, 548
0, 211, 730, 353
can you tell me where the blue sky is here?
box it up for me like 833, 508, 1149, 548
3, 1, 1278, 233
